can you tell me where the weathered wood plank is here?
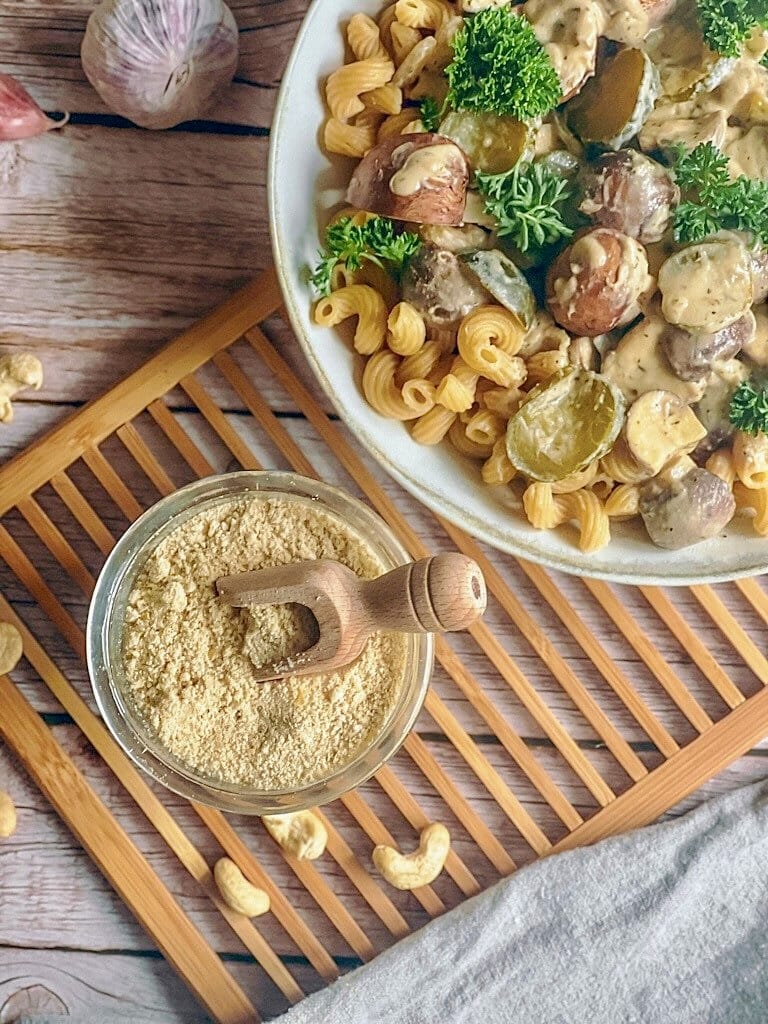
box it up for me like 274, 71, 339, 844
0, 948, 310, 1023
0, 0, 308, 126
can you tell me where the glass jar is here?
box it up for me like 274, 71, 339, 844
87, 471, 434, 814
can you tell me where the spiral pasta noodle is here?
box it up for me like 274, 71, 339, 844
734, 482, 768, 535
347, 13, 389, 60
481, 385, 524, 418
600, 439, 652, 485
523, 483, 610, 552
458, 307, 527, 387
392, 36, 437, 88
395, 0, 452, 29
387, 302, 426, 355
314, 285, 387, 354
705, 448, 737, 488
550, 461, 598, 494
401, 377, 436, 415
363, 83, 403, 114
377, 107, 422, 139
448, 417, 495, 458
465, 409, 506, 448
362, 350, 426, 419
396, 339, 445, 385
324, 116, 378, 157
326, 56, 395, 120
411, 405, 456, 445
604, 482, 641, 519
525, 349, 569, 386
732, 430, 768, 489
435, 358, 479, 412
481, 437, 516, 485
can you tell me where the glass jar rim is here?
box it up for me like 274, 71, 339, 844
86, 471, 434, 814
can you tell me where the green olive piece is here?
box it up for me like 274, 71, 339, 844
506, 367, 625, 481
461, 249, 535, 330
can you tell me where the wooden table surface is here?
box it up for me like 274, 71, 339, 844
1, 4, 767, 1022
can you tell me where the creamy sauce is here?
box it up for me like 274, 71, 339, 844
725, 125, 768, 178
658, 240, 753, 332
742, 306, 768, 366
640, 55, 768, 172
602, 317, 708, 404
389, 143, 462, 196
570, 233, 609, 269
524, 0, 648, 100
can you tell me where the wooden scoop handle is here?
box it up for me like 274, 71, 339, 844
359, 554, 486, 634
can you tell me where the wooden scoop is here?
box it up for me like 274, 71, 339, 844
215, 553, 486, 681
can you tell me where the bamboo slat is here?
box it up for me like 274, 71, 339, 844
0, 673, 260, 1024
2, 266, 766, 1022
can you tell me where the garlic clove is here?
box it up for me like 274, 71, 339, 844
81, 0, 240, 131
0, 74, 69, 142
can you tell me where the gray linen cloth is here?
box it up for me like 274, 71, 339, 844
276, 778, 768, 1024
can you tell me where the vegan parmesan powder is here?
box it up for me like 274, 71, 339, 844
121, 495, 409, 790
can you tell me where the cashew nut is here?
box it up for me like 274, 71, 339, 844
262, 810, 328, 860
0, 622, 23, 676
0, 354, 43, 423
213, 857, 270, 917
0, 791, 17, 839
373, 822, 450, 890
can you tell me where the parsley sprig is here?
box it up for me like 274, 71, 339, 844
311, 216, 421, 297
696, 0, 768, 57
445, 7, 562, 122
672, 142, 768, 246
475, 162, 574, 253
418, 96, 441, 133
729, 379, 768, 435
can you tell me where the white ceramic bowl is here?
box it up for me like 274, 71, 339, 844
268, 0, 768, 585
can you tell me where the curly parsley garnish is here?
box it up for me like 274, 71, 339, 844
696, 0, 768, 57
475, 162, 574, 253
445, 7, 562, 121
729, 379, 768, 435
418, 96, 442, 133
672, 142, 768, 246
311, 216, 421, 297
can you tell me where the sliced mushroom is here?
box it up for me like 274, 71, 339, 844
546, 228, 653, 337
661, 311, 755, 381
625, 389, 707, 476
579, 150, 679, 244
639, 467, 736, 549
346, 133, 469, 226
692, 357, 750, 461
402, 247, 492, 328
601, 317, 708, 405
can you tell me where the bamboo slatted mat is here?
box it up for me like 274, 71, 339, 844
2, 265, 768, 1022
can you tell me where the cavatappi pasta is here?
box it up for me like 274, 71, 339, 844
312, 0, 768, 554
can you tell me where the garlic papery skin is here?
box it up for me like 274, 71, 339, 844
81, 0, 239, 130
0, 74, 69, 141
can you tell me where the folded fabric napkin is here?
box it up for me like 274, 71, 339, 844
275, 778, 768, 1024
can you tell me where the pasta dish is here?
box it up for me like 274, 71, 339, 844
308, 0, 768, 553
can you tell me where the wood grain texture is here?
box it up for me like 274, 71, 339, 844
2, 1, 768, 1020
0, 675, 258, 1024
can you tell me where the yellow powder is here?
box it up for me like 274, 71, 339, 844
121, 495, 408, 790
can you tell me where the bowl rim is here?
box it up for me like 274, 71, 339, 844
86, 470, 434, 814
267, 3, 768, 587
